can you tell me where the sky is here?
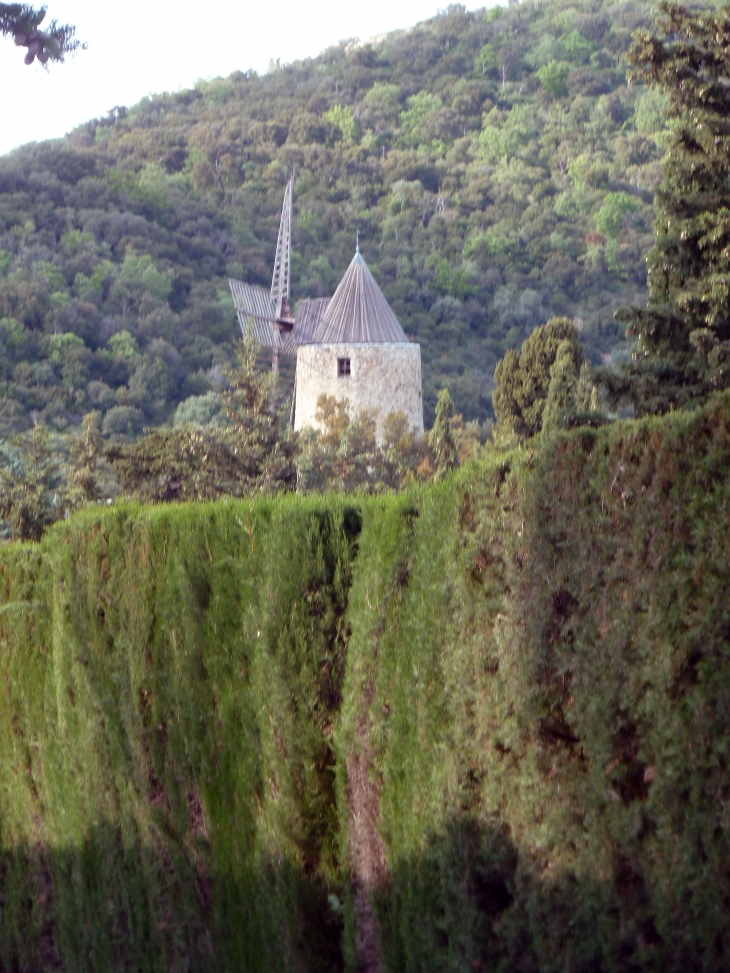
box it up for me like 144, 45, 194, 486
0, 0, 492, 157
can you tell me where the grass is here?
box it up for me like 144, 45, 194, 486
1, 393, 730, 971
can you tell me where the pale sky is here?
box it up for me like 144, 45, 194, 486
0, 0, 492, 157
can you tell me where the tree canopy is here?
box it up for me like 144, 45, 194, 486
612, 1, 730, 413
493, 317, 584, 440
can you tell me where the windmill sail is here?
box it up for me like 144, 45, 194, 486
271, 173, 294, 321
228, 279, 277, 346
229, 173, 297, 363
229, 171, 324, 378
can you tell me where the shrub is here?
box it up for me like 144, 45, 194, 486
101, 405, 144, 436
173, 391, 225, 428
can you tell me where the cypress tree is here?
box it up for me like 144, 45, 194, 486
493, 318, 583, 441
66, 410, 103, 506
542, 339, 579, 435
428, 389, 458, 477
612, 1, 730, 413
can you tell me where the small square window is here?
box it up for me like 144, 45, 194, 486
338, 357, 351, 377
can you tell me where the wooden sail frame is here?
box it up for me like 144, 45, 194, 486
229, 172, 297, 373
229, 172, 333, 364
271, 174, 294, 323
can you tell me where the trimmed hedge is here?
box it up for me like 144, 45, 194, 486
1, 393, 730, 971
0, 497, 358, 972
342, 393, 730, 972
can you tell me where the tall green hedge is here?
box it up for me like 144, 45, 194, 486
1, 393, 730, 971
0, 497, 359, 972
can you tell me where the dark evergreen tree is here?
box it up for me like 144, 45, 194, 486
105, 342, 298, 502
612, 1, 730, 413
221, 340, 298, 492
104, 426, 266, 503
0, 423, 63, 540
428, 388, 458, 477
493, 318, 583, 441
542, 339, 579, 434
66, 410, 104, 506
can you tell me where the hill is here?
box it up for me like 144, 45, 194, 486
0, 0, 663, 435
1, 394, 729, 970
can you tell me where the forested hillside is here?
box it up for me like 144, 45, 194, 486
1, 394, 729, 971
0, 0, 664, 434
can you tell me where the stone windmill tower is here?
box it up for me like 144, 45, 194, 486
229, 178, 423, 438
294, 244, 423, 439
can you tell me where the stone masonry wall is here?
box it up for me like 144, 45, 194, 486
294, 343, 424, 439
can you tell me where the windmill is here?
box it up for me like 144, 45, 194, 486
228, 181, 424, 439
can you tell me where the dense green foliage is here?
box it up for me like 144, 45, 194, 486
296, 395, 433, 493
0, 345, 480, 537
611, 2, 730, 413
0, 0, 663, 436
0, 421, 64, 539
1, 392, 729, 970
345, 390, 730, 972
0, 496, 358, 971
492, 315, 584, 439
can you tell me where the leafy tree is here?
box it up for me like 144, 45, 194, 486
323, 105, 357, 144
297, 396, 431, 493
101, 406, 145, 437
633, 86, 671, 135
1, 3, 81, 64
128, 354, 174, 417
399, 91, 443, 147
537, 60, 571, 98
331, 407, 381, 492
107, 330, 139, 360
427, 254, 477, 299
594, 191, 637, 239
297, 396, 381, 493
563, 29, 594, 64
493, 318, 583, 441
173, 391, 225, 427
612, 1, 730, 413
493, 287, 546, 335
474, 43, 496, 76
525, 35, 566, 70
382, 410, 430, 485
109, 252, 174, 315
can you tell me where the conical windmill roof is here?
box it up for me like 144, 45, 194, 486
313, 251, 408, 344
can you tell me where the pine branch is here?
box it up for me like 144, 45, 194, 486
0, 3, 82, 64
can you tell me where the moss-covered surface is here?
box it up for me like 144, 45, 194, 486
2, 394, 730, 971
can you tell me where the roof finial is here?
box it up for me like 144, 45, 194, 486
356, 227, 360, 254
